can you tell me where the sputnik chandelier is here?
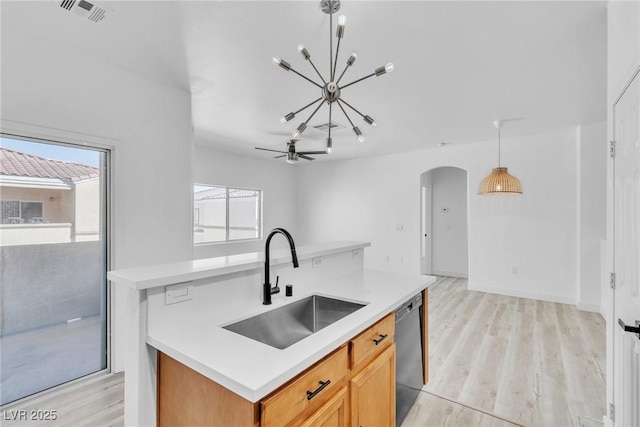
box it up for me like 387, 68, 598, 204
272, 0, 394, 154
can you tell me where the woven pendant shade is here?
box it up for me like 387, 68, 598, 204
478, 167, 523, 194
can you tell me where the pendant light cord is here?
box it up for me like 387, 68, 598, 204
498, 127, 501, 168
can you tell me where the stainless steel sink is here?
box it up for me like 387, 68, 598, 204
223, 295, 367, 349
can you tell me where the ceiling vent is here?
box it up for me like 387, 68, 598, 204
312, 122, 346, 133
59, 0, 107, 23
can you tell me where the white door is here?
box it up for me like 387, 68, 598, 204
421, 185, 432, 275
613, 68, 640, 427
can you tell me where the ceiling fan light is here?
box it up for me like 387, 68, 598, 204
286, 152, 299, 164
478, 167, 523, 195
272, 57, 291, 71
281, 112, 295, 123
363, 115, 376, 127
298, 44, 310, 60
336, 15, 346, 38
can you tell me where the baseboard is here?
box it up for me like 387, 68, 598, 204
431, 269, 468, 279
468, 282, 576, 305
577, 301, 601, 313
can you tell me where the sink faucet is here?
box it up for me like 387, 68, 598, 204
264, 228, 299, 305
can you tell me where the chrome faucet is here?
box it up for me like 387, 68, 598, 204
264, 228, 299, 305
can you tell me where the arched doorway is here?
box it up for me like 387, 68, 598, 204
420, 166, 469, 278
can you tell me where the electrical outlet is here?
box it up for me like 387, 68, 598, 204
352, 249, 361, 258
512, 266, 518, 275
395, 224, 404, 231
165, 282, 193, 305
384, 255, 390, 262
312, 257, 323, 268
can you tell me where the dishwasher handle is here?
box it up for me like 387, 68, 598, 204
395, 293, 422, 322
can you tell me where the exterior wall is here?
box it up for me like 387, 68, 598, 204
0, 223, 72, 245
0, 186, 71, 223
74, 178, 100, 241
0, 241, 103, 335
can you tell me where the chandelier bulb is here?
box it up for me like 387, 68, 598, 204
336, 15, 347, 38
364, 115, 376, 127
297, 44, 310, 60
385, 62, 395, 73
326, 137, 333, 154
293, 122, 307, 138
354, 126, 365, 143
272, 57, 291, 71
281, 112, 295, 123
347, 52, 358, 66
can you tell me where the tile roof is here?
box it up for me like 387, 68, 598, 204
194, 187, 259, 201
0, 148, 99, 183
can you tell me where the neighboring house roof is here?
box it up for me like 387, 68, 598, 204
0, 147, 99, 184
194, 187, 259, 201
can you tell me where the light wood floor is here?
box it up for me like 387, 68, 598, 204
408, 276, 606, 427
1, 277, 605, 427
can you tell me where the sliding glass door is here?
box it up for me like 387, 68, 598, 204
0, 135, 109, 405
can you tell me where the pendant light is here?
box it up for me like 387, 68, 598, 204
478, 120, 523, 195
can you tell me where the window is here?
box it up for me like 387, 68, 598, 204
193, 184, 262, 244
1, 200, 44, 223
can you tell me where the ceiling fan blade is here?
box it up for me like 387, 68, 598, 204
299, 155, 316, 161
274, 154, 286, 159
255, 147, 287, 154
298, 151, 327, 156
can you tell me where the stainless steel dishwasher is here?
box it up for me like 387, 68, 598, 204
395, 292, 423, 426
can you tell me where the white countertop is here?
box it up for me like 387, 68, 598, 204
108, 241, 370, 290
147, 269, 436, 403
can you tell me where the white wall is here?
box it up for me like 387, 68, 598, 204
297, 124, 605, 306
576, 122, 607, 312
192, 143, 297, 259
1, 16, 194, 374
431, 167, 468, 278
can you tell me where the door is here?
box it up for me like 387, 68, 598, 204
350, 344, 396, 427
0, 135, 110, 405
299, 386, 348, 427
421, 185, 432, 275
613, 68, 640, 427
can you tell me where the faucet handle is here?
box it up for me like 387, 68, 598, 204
271, 275, 281, 295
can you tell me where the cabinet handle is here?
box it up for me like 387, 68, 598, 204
373, 334, 388, 345
306, 380, 331, 400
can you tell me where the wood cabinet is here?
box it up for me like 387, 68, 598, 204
349, 344, 396, 427
157, 311, 416, 427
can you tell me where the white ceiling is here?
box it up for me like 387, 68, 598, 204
2, 1, 607, 162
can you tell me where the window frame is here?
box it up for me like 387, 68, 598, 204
193, 183, 263, 246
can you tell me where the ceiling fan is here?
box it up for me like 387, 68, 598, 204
255, 140, 328, 164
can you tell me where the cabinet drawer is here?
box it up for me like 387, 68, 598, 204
261, 346, 349, 426
349, 313, 395, 369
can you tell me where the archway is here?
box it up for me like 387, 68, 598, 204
420, 166, 469, 278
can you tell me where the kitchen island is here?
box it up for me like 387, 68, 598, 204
108, 241, 435, 426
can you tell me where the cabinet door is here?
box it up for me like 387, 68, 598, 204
298, 386, 348, 427
349, 344, 396, 427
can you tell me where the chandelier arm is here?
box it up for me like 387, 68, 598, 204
329, 9, 333, 80
307, 58, 328, 86
340, 72, 376, 90
328, 102, 333, 140
332, 37, 342, 81
336, 100, 356, 128
335, 63, 351, 85
339, 98, 367, 119
289, 66, 324, 88
302, 99, 326, 126
293, 97, 324, 116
